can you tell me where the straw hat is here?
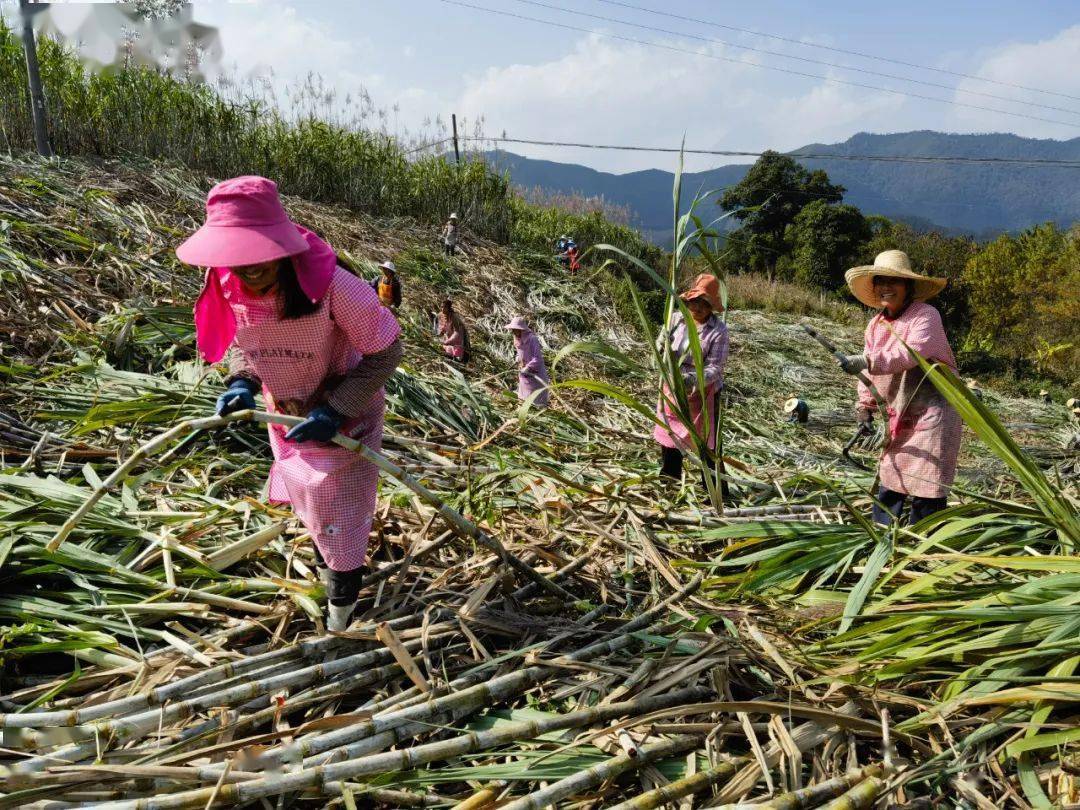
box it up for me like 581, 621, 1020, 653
680, 273, 722, 312
845, 250, 946, 309
449, 213, 458, 220
379, 260, 396, 273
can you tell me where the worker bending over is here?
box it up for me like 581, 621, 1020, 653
178, 176, 402, 631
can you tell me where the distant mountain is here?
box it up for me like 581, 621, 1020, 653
485, 131, 1080, 244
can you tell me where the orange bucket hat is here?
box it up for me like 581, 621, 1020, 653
680, 273, 722, 312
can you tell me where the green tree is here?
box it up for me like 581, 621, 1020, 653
964, 223, 1079, 379
720, 151, 844, 276
786, 200, 871, 289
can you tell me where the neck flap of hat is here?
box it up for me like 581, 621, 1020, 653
194, 226, 337, 363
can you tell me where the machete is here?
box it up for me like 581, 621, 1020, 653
802, 324, 890, 481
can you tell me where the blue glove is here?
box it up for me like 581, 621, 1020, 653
216, 379, 258, 416
284, 405, 344, 443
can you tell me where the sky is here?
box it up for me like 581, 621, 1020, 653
14, 1, 1080, 173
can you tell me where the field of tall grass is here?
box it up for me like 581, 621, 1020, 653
726, 272, 864, 326
0, 19, 660, 275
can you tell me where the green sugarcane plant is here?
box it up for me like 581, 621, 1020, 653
553, 147, 757, 511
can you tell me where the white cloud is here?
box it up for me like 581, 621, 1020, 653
197, 2, 379, 114
190, 2, 449, 142
456, 34, 921, 173
948, 25, 1080, 137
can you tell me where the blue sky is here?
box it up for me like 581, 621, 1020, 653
17, 1, 1080, 172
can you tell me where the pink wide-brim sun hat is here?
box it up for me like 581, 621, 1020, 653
176, 176, 310, 268
504, 316, 530, 331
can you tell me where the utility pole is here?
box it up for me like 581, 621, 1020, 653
451, 113, 460, 165
19, 0, 52, 157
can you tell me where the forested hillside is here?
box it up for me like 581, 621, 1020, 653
487, 130, 1080, 238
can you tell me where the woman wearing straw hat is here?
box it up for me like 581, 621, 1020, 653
654, 273, 730, 495
505, 316, 550, 407
842, 249, 962, 525
371, 260, 402, 309
177, 176, 403, 631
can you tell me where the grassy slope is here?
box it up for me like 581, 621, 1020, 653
1, 150, 1068, 528
3, 152, 1063, 484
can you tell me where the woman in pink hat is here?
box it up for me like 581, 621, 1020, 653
505, 316, 549, 407
177, 176, 403, 632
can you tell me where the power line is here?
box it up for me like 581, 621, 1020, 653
405, 137, 452, 155
594, 0, 1080, 104
510, 0, 1080, 119
467, 136, 1080, 168
439, 0, 1080, 130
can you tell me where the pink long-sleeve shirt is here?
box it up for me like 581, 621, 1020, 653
653, 312, 730, 451
858, 301, 962, 499
514, 328, 550, 407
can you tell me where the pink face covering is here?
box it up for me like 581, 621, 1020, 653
194, 226, 337, 363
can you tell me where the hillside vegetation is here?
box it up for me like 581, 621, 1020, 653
0, 18, 1079, 808
487, 130, 1080, 238
0, 19, 659, 271
717, 151, 1079, 384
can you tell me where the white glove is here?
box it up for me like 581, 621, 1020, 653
839, 354, 869, 375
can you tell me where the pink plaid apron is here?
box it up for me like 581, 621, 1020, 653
514, 329, 550, 406
653, 315, 729, 452
223, 267, 401, 570
858, 302, 962, 499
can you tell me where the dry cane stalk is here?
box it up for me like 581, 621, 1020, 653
815, 775, 885, 810
714, 704, 861, 802
604, 757, 745, 810
733, 766, 883, 810
155, 581, 694, 783
199, 576, 702, 773
0, 636, 442, 782
0, 607, 431, 732
500, 735, 703, 810
46, 410, 576, 602
92, 688, 711, 810
450, 781, 506, 810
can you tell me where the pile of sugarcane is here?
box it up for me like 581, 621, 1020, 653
1, 480, 895, 809
2, 150, 1078, 807
0, 402, 897, 807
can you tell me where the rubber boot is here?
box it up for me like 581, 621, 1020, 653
326, 602, 353, 633
323, 565, 364, 634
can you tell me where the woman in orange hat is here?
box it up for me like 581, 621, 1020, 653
654, 273, 729, 495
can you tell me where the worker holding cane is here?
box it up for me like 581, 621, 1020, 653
178, 176, 402, 631
838, 250, 962, 526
